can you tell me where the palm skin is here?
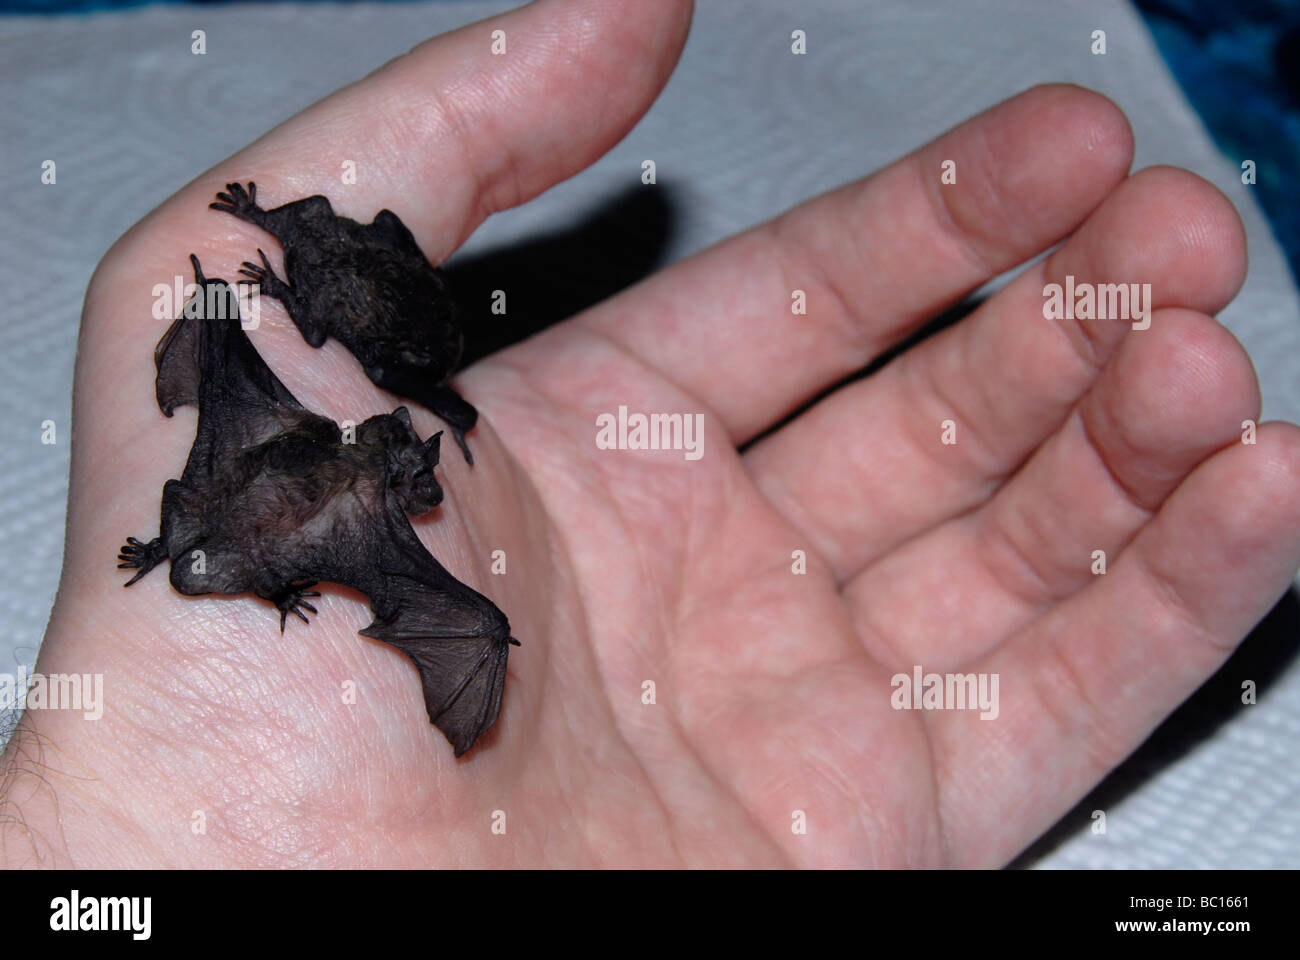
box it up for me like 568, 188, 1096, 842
4, 0, 1298, 868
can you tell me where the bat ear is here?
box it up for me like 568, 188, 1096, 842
392, 406, 413, 429
189, 254, 205, 285
423, 431, 443, 467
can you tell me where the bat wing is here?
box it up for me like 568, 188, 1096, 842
368, 630, 512, 758
155, 257, 338, 471
358, 574, 514, 757
154, 295, 203, 416
351, 495, 515, 757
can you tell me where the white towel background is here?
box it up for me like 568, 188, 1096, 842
1, 0, 1297, 867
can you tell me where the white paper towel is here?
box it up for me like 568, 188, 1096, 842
1, 0, 1296, 868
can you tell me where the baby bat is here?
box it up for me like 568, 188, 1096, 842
209, 181, 480, 464
118, 255, 518, 757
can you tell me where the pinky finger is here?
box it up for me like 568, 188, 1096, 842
927, 422, 1300, 866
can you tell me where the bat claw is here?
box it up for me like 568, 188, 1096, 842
211, 181, 264, 224
269, 581, 321, 630
238, 249, 286, 297
117, 535, 166, 586
451, 428, 474, 466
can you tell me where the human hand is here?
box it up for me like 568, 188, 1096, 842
4, 0, 1297, 868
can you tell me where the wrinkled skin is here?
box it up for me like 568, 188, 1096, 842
4, 0, 1298, 867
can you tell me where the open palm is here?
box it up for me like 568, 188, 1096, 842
7, 0, 1298, 868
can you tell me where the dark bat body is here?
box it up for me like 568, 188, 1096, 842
120, 257, 517, 756
210, 181, 479, 463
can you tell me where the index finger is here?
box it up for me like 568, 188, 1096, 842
580, 83, 1135, 442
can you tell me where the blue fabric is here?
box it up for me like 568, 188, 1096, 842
1134, 0, 1300, 284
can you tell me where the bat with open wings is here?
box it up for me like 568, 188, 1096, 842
118, 256, 517, 756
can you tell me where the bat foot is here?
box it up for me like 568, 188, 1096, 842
429, 389, 477, 465
268, 581, 321, 632
117, 536, 167, 586
210, 181, 264, 224
450, 427, 474, 466
238, 248, 290, 301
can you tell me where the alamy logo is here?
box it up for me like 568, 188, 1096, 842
151, 275, 261, 330
890, 665, 999, 719
50, 891, 151, 940
0, 669, 103, 720
595, 405, 704, 461
1042, 274, 1152, 330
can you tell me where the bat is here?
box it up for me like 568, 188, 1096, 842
118, 255, 518, 757
209, 181, 481, 464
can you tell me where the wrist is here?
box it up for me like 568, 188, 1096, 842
1, 618, 195, 868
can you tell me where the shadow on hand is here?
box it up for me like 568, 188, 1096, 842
445, 184, 680, 367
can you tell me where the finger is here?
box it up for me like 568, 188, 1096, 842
928, 423, 1300, 866
843, 307, 1260, 670
746, 166, 1247, 580
578, 83, 1134, 440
